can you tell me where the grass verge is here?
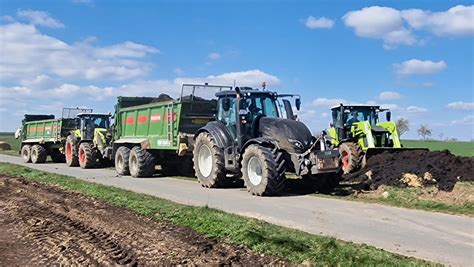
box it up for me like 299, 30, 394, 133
0, 162, 430, 265
402, 139, 474, 157
315, 182, 474, 217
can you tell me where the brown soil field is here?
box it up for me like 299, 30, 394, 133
0, 175, 286, 266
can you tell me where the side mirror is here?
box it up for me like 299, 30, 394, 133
295, 98, 301, 111
386, 111, 391, 121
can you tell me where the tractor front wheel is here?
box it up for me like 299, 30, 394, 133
78, 143, 96, 169
31, 145, 47, 164
338, 142, 363, 174
241, 145, 286, 196
21, 145, 32, 163
129, 146, 156, 177
65, 135, 79, 167
193, 132, 226, 188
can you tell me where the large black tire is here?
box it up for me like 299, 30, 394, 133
21, 145, 32, 163
50, 148, 65, 163
78, 143, 96, 169
241, 145, 286, 196
129, 146, 156, 177
193, 132, 226, 187
338, 142, 363, 174
115, 146, 131, 175
65, 135, 79, 167
31, 145, 47, 164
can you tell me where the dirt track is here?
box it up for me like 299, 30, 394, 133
0, 175, 285, 266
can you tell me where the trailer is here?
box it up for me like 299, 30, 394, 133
110, 85, 230, 177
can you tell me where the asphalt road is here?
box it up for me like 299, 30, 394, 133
1, 154, 473, 266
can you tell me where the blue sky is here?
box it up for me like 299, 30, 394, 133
1, 0, 473, 140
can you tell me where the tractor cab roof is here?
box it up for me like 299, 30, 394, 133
76, 113, 111, 117
330, 104, 388, 111
216, 87, 278, 98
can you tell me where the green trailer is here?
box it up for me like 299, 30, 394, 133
17, 114, 77, 163
109, 84, 229, 177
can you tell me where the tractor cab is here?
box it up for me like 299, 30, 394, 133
76, 113, 112, 141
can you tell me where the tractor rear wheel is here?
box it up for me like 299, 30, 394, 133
129, 146, 156, 177
115, 146, 131, 175
21, 145, 32, 163
78, 143, 96, 169
50, 148, 65, 163
339, 142, 363, 174
241, 145, 286, 196
65, 135, 79, 167
31, 145, 47, 164
193, 132, 226, 187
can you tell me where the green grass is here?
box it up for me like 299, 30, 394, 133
314, 182, 474, 217
0, 162, 431, 266
0, 132, 20, 156
402, 139, 474, 157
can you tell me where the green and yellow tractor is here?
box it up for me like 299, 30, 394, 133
325, 104, 425, 174
64, 111, 113, 168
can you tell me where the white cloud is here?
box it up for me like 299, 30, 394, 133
446, 101, 474, 110
176, 69, 280, 88
402, 5, 474, 36
173, 68, 184, 76
343, 5, 474, 48
406, 106, 428, 113
379, 91, 403, 100
208, 52, 221, 60
305, 16, 335, 29
393, 59, 447, 76
17, 9, 64, 28
0, 22, 158, 81
380, 103, 400, 111
312, 97, 347, 107
451, 115, 474, 125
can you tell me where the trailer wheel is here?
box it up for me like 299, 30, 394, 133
50, 148, 65, 163
78, 143, 96, 169
129, 146, 156, 177
338, 142, 363, 174
193, 132, 226, 187
241, 145, 286, 196
65, 135, 79, 167
21, 145, 32, 163
115, 146, 131, 175
31, 145, 47, 164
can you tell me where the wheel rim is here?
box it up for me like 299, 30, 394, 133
198, 144, 212, 177
130, 154, 137, 174
247, 156, 263, 186
79, 147, 85, 164
22, 148, 28, 160
341, 151, 349, 171
66, 143, 72, 161
31, 149, 37, 162
117, 154, 123, 171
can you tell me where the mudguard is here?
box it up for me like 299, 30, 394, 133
242, 137, 277, 152
195, 121, 233, 149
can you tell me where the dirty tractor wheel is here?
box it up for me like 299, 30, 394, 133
21, 145, 32, 163
129, 146, 156, 178
50, 148, 65, 163
193, 132, 226, 188
31, 145, 47, 164
241, 145, 286, 196
65, 135, 79, 167
115, 146, 131, 175
78, 143, 96, 169
338, 142, 363, 174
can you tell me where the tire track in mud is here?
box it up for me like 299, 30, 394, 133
0, 175, 286, 266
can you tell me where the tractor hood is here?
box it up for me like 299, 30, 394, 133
258, 117, 313, 153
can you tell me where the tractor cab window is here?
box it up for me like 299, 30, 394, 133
239, 95, 279, 120
217, 97, 237, 139
344, 109, 377, 126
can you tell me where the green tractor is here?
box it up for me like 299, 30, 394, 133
325, 104, 423, 174
64, 110, 113, 169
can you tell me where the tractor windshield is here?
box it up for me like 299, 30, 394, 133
240, 95, 279, 118
345, 109, 377, 125
82, 115, 110, 129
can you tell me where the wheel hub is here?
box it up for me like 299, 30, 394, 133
198, 145, 212, 177
247, 156, 263, 186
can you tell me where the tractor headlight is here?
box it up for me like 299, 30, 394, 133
288, 139, 304, 149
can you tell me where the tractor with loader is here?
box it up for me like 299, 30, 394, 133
325, 104, 427, 174
193, 86, 340, 196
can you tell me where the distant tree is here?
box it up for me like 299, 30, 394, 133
395, 117, 409, 136
417, 125, 432, 140
438, 132, 444, 141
